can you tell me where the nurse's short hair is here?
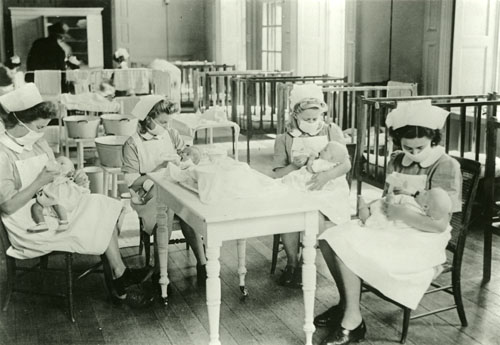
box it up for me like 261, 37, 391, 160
389, 125, 441, 148
138, 99, 179, 134
1, 101, 57, 129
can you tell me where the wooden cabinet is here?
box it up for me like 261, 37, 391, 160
10, 7, 104, 68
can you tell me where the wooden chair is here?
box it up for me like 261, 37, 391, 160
138, 216, 188, 267
270, 143, 357, 274
362, 156, 481, 343
0, 219, 112, 322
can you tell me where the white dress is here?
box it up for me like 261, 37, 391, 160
282, 159, 351, 225
318, 149, 461, 309
0, 134, 122, 259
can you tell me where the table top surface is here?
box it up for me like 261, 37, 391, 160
148, 169, 319, 224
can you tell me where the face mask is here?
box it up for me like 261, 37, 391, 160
13, 115, 44, 149
403, 144, 433, 163
148, 119, 166, 136
297, 118, 323, 135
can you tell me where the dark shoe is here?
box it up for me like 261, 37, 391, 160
314, 304, 344, 328
292, 266, 302, 288
321, 320, 366, 345
278, 266, 296, 287
113, 266, 154, 296
197, 264, 207, 287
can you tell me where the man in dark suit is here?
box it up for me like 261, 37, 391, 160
25, 22, 69, 82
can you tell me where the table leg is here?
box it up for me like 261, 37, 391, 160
302, 211, 319, 345
209, 127, 214, 144
156, 186, 170, 305
111, 173, 118, 198
77, 141, 84, 170
206, 245, 222, 345
102, 169, 109, 196
236, 239, 248, 297
234, 125, 240, 161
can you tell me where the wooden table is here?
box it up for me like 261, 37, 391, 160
148, 170, 320, 345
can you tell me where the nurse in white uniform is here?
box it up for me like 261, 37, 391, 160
122, 96, 207, 286
315, 101, 462, 345
0, 84, 153, 307
273, 84, 350, 287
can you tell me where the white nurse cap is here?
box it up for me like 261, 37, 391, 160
0, 83, 43, 112
385, 100, 449, 130
131, 95, 165, 120
289, 83, 325, 108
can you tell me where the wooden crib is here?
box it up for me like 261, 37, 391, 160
275, 81, 418, 135
174, 61, 236, 107
357, 94, 500, 283
230, 75, 347, 163
193, 70, 292, 113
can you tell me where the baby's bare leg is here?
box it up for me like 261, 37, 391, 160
31, 202, 46, 224
53, 205, 69, 231
53, 204, 68, 221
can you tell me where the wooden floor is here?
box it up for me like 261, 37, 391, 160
1, 137, 500, 345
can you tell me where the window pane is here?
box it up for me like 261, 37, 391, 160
275, 52, 281, 70
262, 27, 268, 50
269, 27, 275, 51
276, 27, 282, 51
276, 3, 282, 25
262, 52, 268, 71
263, 3, 267, 26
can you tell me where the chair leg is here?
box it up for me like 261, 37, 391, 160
2, 257, 16, 312
400, 307, 411, 344
453, 276, 468, 326
65, 253, 75, 323
138, 218, 144, 255
271, 234, 280, 274
100, 254, 115, 299
142, 231, 151, 267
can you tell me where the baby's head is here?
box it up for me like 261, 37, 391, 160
180, 146, 201, 165
56, 156, 75, 177
319, 141, 349, 164
415, 188, 452, 220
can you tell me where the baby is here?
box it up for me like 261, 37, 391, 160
131, 147, 202, 205
28, 156, 90, 233
282, 141, 351, 225
282, 141, 349, 192
358, 187, 452, 228
179, 146, 202, 168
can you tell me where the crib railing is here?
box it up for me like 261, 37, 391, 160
174, 61, 236, 105
276, 82, 418, 135
230, 75, 347, 163
192, 70, 290, 112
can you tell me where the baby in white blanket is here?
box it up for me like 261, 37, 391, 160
29, 156, 90, 232
282, 141, 351, 224
358, 187, 452, 228
283, 141, 349, 192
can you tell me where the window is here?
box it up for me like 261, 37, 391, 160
261, 1, 282, 71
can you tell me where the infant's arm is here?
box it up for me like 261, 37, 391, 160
306, 154, 317, 173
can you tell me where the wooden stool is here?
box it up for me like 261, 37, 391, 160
102, 166, 124, 198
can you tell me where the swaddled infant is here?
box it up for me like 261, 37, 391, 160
28, 156, 90, 232
282, 141, 349, 192
358, 187, 452, 229
134, 146, 203, 204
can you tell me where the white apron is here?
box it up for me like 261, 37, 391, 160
318, 172, 452, 309
290, 134, 328, 160
130, 131, 178, 234
2, 145, 122, 259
